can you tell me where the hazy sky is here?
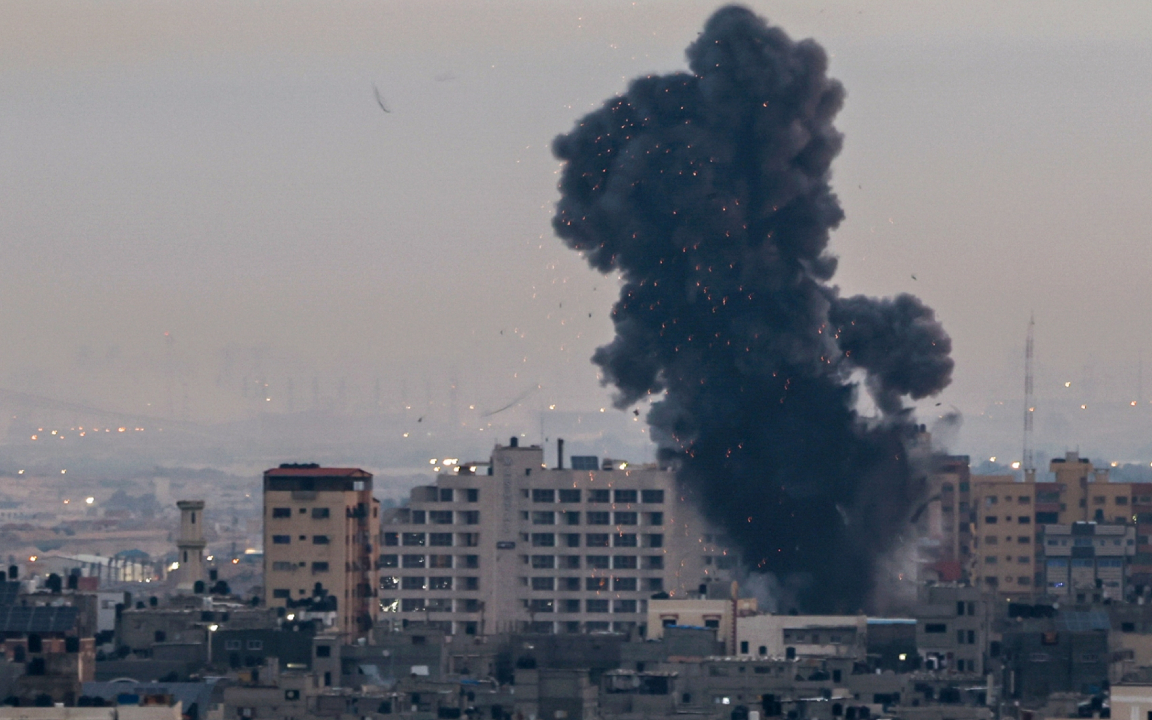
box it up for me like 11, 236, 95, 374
3, 1, 1152, 464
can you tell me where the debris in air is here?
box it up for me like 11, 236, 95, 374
372, 84, 391, 113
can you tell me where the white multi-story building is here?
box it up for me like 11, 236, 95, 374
380, 439, 738, 636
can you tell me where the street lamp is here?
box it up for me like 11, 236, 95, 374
207, 624, 219, 665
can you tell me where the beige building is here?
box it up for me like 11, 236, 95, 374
646, 596, 757, 652
262, 466, 380, 641
735, 614, 868, 660
970, 474, 1037, 597
1110, 683, 1152, 720
380, 439, 738, 636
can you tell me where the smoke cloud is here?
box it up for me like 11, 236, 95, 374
552, 5, 952, 611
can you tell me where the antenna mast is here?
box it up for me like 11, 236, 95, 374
1023, 314, 1035, 482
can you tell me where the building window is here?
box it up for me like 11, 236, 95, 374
587, 511, 610, 525
429, 577, 452, 590
312, 535, 330, 544
247, 640, 263, 650
429, 533, 453, 547
532, 511, 556, 525
564, 555, 581, 569
531, 533, 556, 547
272, 562, 294, 571
461, 511, 480, 525
272, 508, 291, 518
401, 598, 425, 612
439, 488, 454, 502
532, 577, 555, 591
586, 533, 610, 548
402, 555, 426, 568
384, 533, 398, 546
533, 489, 556, 503
272, 535, 291, 544
380, 554, 399, 568
463, 577, 479, 590
559, 489, 581, 503
614, 490, 638, 503
564, 511, 581, 525
411, 510, 425, 524
647, 578, 664, 592
563, 577, 581, 590
586, 599, 609, 613
531, 555, 556, 569
402, 533, 426, 546
529, 599, 554, 613
1018, 516, 1031, 524
614, 533, 637, 547
647, 512, 664, 526
646, 534, 664, 548
316, 645, 331, 658
402, 576, 426, 590
464, 555, 479, 568
613, 556, 638, 569
565, 534, 580, 547
614, 512, 638, 525
613, 577, 638, 591
588, 490, 611, 503
272, 589, 290, 599
924, 623, 947, 633
311, 562, 329, 573
563, 599, 580, 613
429, 555, 453, 569
586, 577, 609, 591
466, 488, 479, 502
645, 556, 664, 570
311, 507, 330, 519
642, 490, 665, 503
984, 516, 998, 524
613, 600, 637, 613
586, 555, 609, 569
429, 511, 453, 525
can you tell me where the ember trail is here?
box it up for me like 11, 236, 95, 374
551, 4, 952, 612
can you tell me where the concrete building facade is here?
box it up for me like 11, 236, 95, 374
262, 466, 380, 641
380, 440, 738, 636
1040, 522, 1135, 600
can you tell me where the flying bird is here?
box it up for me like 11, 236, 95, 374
911, 274, 917, 280
373, 84, 391, 113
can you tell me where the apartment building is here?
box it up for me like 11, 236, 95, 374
1040, 522, 1135, 601
379, 439, 738, 636
262, 466, 380, 641
914, 584, 989, 674
970, 475, 1037, 597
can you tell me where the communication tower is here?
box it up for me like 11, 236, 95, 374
1023, 314, 1036, 482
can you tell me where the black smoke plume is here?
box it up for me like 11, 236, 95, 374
552, 5, 953, 612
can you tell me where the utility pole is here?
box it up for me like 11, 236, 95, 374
1023, 314, 1036, 482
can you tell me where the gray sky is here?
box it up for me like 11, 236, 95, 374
3, 1, 1152, 467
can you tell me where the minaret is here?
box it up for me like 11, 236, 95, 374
175, 500, 206, 592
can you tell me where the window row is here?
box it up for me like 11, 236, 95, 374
526, 576, 663, 592
529, 489, 664, 504
380, 576, 480, 591
379, 554, 480, 569
271, 535, 332, 545
381, 597, 482, 613
384, 532, 479, 547
271, 507, 331, 518
523, 599, 642, 614
268, 561, 329, 576
528, 511, 663, 526
521, 554, 663, 570
427, 488, 480, 503
390, 510, 480, 526
525, 532, 663, 548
